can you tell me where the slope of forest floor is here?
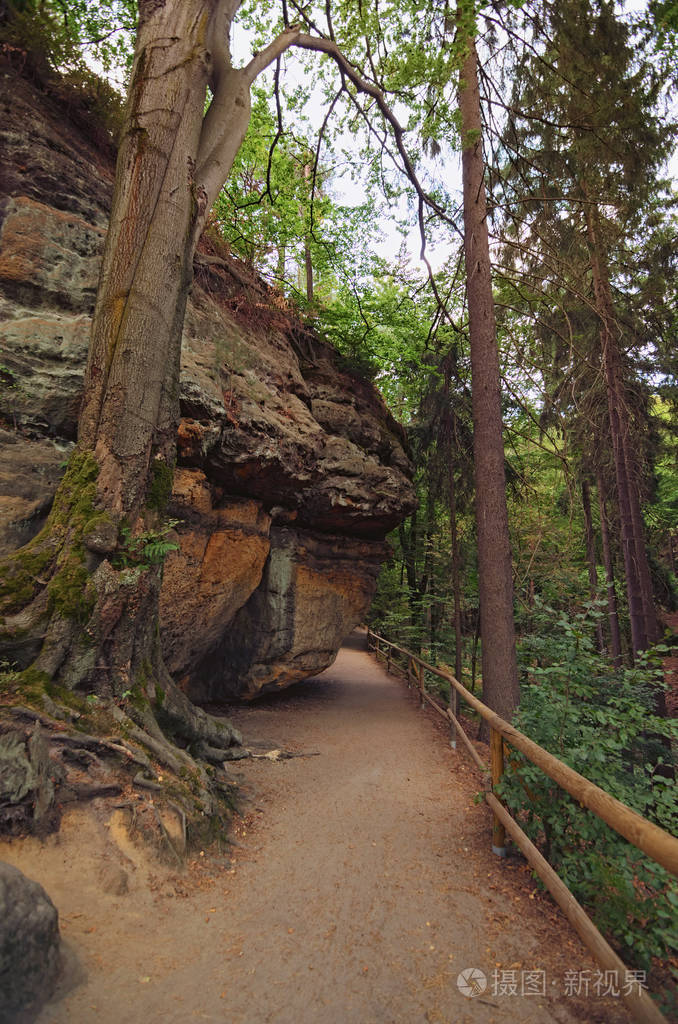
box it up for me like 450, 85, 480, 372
1, 633, 633, 1024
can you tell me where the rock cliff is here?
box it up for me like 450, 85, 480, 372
0, 59, 416, 699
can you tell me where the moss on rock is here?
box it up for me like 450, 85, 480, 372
0, 665, 50, 703
42, 451, 101, 623
146, 458, 174, 513
0, 450, 102, 619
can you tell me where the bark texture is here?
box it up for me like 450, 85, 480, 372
584, 200, 660, 655
581, 480, 605, 653
459, 38, 520, 724
596, 473, 623, 667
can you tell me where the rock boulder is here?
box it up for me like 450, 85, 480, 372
0, 861, 61, 1021
0, 58, 417, 699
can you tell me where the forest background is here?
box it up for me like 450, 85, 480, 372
1, 0, 678, 1011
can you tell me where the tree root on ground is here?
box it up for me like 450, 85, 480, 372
0, 637, 324, 866
0, 690, 241, 858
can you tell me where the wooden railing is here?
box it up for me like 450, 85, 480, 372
366, 628, 678, 1024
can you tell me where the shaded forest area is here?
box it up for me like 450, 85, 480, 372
0, 0, 677, 1011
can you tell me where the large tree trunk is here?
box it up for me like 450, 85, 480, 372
0, 1, 297, 769
449, 464, 464, 684
596, 472, 623, 667
459, 37, 520, 727
581, 479, 605, 653
584, 200, 660, 655
17, 1, 249, 696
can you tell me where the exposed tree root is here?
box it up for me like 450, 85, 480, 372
0, 450, 250, 851
0, 669, 244, 855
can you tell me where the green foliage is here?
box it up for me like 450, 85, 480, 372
113, 521, 180, 570
497, 601, 677, 975
1, 0, 133, 140
213, 84, 397, 330
646, 0, 678, 69
1, 0, 137, 78
505, 421, 591, 620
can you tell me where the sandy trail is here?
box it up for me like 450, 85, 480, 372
2, 633, 629, 1024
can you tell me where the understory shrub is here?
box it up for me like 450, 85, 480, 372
497, 601, 677, 981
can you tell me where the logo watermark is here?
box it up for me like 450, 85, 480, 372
456, 967, 487, 998
456, 967, 647, 999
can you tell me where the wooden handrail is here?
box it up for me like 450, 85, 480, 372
485, 793, 666, 1024
367, 627, 676, 1023
367, 629, 678, 878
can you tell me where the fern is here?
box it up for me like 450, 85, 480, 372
114, 520, 180, 569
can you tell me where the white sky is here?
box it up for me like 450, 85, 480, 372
91, 6, 676, 282
230, 24, 463, 276
232, 7, 677, 280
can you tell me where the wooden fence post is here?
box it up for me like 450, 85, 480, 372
490, 728, 506, 857
448, 688, 458, 749
419, 663, 425, 709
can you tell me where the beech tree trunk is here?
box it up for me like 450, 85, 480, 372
459, 37, 520, 726
0, 0, 296, 719
43, 1, 254, 695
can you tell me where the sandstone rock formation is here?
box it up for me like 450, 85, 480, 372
0, 860, 61, 1021
0, 58, 416, 699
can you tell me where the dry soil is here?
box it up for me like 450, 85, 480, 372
1, 632, 633, 1024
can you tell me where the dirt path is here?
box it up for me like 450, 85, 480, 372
3, 633, 631, 1024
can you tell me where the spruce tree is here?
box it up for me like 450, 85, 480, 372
493, 0, 676, 672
